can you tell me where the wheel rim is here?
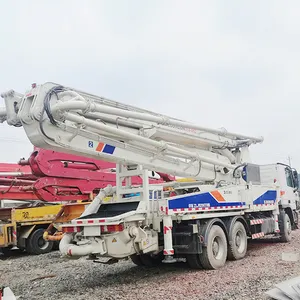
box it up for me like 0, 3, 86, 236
212, 236, 225, 260
38, 237, 49, 250
235, 229, 246, 253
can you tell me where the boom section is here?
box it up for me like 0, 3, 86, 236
2, 82, 263, 182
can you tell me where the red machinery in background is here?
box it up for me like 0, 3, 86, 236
0, 147, 175, 202
0, 163, 38, 200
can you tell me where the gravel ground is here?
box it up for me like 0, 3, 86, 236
1, 231, 300, 300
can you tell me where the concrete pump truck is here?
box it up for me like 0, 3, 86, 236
1, 83, 299, 270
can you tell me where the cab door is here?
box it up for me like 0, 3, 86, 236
280, 165, 297, 210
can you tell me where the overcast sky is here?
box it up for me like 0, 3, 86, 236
0, 1, 299, 169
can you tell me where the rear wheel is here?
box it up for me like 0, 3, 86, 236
130, 254, 144, 266
279, 212, 292, 243
140, 252, 163, 266
199, 225, 227, 270
26, 228, 54, 255
228, 221, 247, 260
130, 252, 163, 267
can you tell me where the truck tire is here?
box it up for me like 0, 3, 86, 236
130, 253, 163, 267
227, 221, 247, 260
26, 228, 54, 255
140, 253, 163, 267
199, 225, 227, 270
279, 212, 292, 243
130, 254, 144, 266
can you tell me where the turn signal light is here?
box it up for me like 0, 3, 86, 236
100, 224, 124, 233
61, 226, 82, 233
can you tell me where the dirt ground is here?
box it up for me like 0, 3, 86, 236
1, 231, 300, 300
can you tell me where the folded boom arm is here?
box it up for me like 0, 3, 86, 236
1, 82, 263, 183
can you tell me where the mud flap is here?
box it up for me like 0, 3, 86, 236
18, 225, 36, 248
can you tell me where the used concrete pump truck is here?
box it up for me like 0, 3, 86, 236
1, 83, 299, 270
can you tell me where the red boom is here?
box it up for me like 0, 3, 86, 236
0, 147, 175, 202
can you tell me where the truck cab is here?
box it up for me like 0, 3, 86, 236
260, 163, 299, 226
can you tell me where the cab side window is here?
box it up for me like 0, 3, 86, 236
285, 168, 294, 188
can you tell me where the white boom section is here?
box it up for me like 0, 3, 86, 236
1, 82, 263, 182
0, 107, 6, 123
0, 90, 23, 126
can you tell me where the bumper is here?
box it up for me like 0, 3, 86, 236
60, 228, 159, 259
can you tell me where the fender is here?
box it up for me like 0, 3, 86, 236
19, 225, 36, 239
17, 224, 37, 248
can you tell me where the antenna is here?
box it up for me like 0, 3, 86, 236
288, 156, 292, 167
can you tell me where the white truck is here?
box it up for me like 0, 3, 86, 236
1, 83, 299, 270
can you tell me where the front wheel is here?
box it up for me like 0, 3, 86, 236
279, 212, 292, 243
